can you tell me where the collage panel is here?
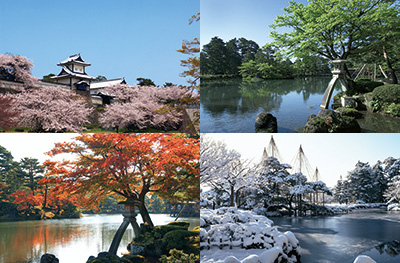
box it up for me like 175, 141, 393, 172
0, 133, 200, 263
200, 0, 400, 133
0, 0, 200, 263
200, 133, 400, 263
200, 0, 400, 262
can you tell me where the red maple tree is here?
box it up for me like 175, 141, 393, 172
44, 133, 199, 226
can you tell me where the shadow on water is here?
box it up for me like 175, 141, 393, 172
272, 210, 400, 263
357, 240, 400, 263
358, 111, 400, 133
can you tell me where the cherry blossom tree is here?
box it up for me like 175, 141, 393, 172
0, 95, 19, 129
9, 87, 92, 132
0, 54, 38, 88
99, 84, 194, 131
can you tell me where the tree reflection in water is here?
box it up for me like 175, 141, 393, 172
375, 240, 400, 257
1, 220, 86, 263
200, 77, 333, 132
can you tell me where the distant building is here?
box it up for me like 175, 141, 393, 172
90, 77, 126, 105
51, 54, 96, 92
49, 54, 126, 105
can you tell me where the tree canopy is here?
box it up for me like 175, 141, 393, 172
10, 86, 92, 132
270, 0, 400, 62
99, 84, 194, 132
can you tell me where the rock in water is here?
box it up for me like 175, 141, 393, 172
40, 254, 59, 263
255, 112, 278, 133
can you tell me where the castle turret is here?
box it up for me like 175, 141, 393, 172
51, 54, 95, 91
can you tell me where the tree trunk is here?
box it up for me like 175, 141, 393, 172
43, 185, 48, 208
230, 185, 235, 207
137, 202, 154, 227
344, 63, 352, 80
235, 190, 240, 208
383, 45, 398, 84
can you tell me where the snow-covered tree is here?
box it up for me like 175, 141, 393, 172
207, 158, 254, 207
10, 87, 92, 132
333, 176, 351, 204
384, 157, 400, 203
0, 54, 38, 88
346, 161, 384, 203
200, 135, 240, 185
99, 84, 193, 131
258, 156, 292, 203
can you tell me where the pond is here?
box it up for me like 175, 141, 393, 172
0, 214, 200, 263
272, 209, 400, 262
200, 78, 400, 133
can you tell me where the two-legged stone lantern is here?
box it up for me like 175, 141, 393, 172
320, 59, 349, 109
109, 199, 141, 255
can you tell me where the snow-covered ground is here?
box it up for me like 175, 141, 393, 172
387, 203, 400, 211
200, 207, 301, 263
325, 202, 387, 213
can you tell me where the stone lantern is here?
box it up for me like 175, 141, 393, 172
320, 59, 350, 109
108, 199, 141, 255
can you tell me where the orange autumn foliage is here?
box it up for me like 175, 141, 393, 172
44, 133, 199, 226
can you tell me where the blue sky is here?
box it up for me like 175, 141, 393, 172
201, 0, 308, 47
205, 133, 400, 187
0, 0, 199, 86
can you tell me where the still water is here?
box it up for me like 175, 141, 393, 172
272, 209, 400, 263
0, 214, 200, 263
200, 78, 400, 133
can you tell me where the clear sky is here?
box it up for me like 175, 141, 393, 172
0, 0, 199, 86
201, 0, 308, 47
0, 134, 77, 163
204, 133, 400, 187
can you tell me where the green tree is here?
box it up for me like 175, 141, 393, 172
200, 37, 228, 75
42, 73, 56, 82
270, 0, 398, 77
137, 77, 156, 86
0, 145, 24, 194
239, 60, 258, 78
20, 157, 44, 193
95, 75, 107, 82
225, 38, 242, 75
237, 37, 260, 63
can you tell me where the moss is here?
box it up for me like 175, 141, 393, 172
167, 221, 190, 229
336, 107, 363, 119
153, 225, 187, 239
372, 84, 400, 104
159, 249, 199, 263
121, 255, 145, 263
162, 230, 199, 254
311, 117, 326, 127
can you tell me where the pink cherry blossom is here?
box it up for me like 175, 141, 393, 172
99, 84, 194, 131
9, 86, 92, 132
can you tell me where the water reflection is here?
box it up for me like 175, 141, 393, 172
358, 111, 400, 133
0, 214, 200, 263
200, 77, 335, 132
